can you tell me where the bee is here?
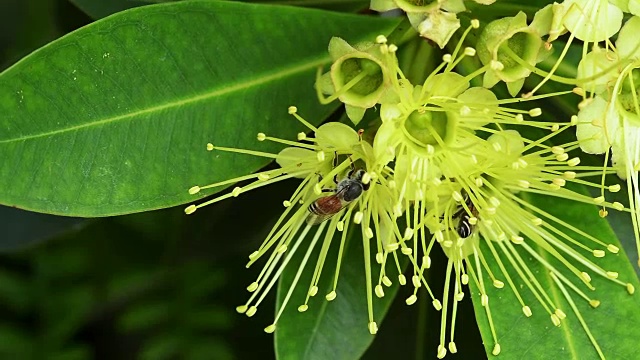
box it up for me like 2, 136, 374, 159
307, 168, 369, 225
453, 192, 478, 238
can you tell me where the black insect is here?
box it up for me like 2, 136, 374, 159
307, 158, 369, 225
453, 192, 478, 238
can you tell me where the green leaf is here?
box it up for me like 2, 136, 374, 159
70, 0, 369, 20
0, 1, 399, 216
470, 184, 640, 359
274, 225, 408, 360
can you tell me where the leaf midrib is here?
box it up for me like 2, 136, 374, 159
0, 57, 328, 144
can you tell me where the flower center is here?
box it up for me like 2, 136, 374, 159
403, 107, 457, 148
339, 58, 383, 96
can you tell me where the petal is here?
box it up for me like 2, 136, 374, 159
563, 0, 623, 42
576, 96, 619, 154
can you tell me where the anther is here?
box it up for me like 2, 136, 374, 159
316, 151, 325, 162
423, 256, 431, 269
455, 292, 464, 301
511, 235, 524, 244
401, 247, 412, 256
433, 299, 443, 310
382, 276, 392, 287
490, 60, 504, 71
552, 178, 566, 187
406, 295, 417, 305
589, 299, 600, 308
523, 306, 532, 317
452, 191, 463, 202
613, 202, 624, 211
236, 305, 248, 313
471, 19, 480, 28
412, 275, 421, 288
493, 280, 504, 288
264, 324, 276, 333
353, 211, 364, 224
298, 305, 308, 312
247, 282, 259, 292
257, 133, 266, 141
627, 283, 635, 294
368, 322, 378, 335
309, 286, 318, 296
185, 205, 197, 214
232, 187, 242, 197
246, 306, 257, 317
531, 218, 543, 226
555, 309, 566, 319
442, 54, 452, 63
551, 314, 561, 327
464, 47, 476, 56
461, 274, 469, 285
375, 285, 385, 298
581, 272, 592, 283
283, 200, 292, 207
563, 171, 576, 179
567, 157, 581, 166
518, 180, 530, 188
529, 108, 542, 117
326, 291, 337, 301
606, 271, 618, 279
551, 146, 565, 155
206, 143, 214, 151
365, 228, 374, 239
288, 106, 297, 114
556, 153, 569, 162
401, 228, 414, 241
609, 184, 621, 192
449, 342, 458, 353
297, 132, 306, 140
592, 249, 605, 258
481, 294, 489, 306
593, 196, 605, 204
388, 44, 398, 52
375, 252, 384, 264
376, 35, 387, 44
398, 274, 407, 285
437, 345, 447, 359
492, 344, 501, 356
188, 186, 201, 195
608, 244, 620, 253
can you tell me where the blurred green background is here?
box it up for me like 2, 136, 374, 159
0, 1, 486, 359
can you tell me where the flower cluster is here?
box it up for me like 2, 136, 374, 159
185, 4, 640, 359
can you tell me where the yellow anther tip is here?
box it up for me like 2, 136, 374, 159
326, 291, 337, 301
184, 205, 197, 214
264, 324, 276, 333
206, 143, 214, 151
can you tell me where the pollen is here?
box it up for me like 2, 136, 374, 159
368, 322, 378, 335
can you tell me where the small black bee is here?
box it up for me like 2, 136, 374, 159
453, 192, 478, 238
307, 168, 369, 225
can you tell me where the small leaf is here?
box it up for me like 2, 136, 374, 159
0, 1, 399, 216
275, 226, 408, 360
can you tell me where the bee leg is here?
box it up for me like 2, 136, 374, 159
322, 188, 336, 193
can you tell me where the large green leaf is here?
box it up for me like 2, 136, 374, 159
275, 225, 408, 360
0, 1, 399, 216
70, 0, 369, 20
470, 185, 640, 359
